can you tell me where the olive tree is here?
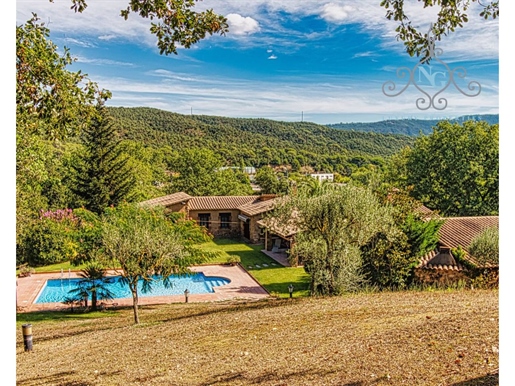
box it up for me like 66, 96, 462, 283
100, 203, 212, 324
274, 184, 394, 295
468, 226, 499, 266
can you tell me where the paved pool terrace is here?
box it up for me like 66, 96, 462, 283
16, 265, 270, 313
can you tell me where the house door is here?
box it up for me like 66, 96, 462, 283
243, 221, 250, 239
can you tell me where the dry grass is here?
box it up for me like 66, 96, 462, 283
16, 289, 498, 386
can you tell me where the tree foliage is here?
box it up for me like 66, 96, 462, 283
274, 184, 393, 295
254, 166, 289, 195
170, 148, 253, 196
468, 226, 499, 266
360, 229, 413, 289
404, 120, 498, 216
380, 0, 499, 60
16, 15, 110, 243
66, 261, 115, 311
108, 106, 413, 176
55, 0, 229, 55
72, 105, 136, 214
358, 185, 442, 289
16, 208, 100, 267
99, 203, 212, 324
16, 14, 110, 141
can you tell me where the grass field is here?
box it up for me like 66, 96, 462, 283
16, 289, 499, 385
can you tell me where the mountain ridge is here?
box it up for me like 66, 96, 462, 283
326, 114, 499, 136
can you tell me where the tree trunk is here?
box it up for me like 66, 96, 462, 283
91, 289, 98, 311
130, 281, 140, 324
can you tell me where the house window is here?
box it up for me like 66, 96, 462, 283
198, 213, 210, 228
220, 213, 231, 229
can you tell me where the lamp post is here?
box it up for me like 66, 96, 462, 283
184, 289, 190, 303
22, 324, 33, 352
288, 284, 294, 299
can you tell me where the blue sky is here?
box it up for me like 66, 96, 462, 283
15, 0, 500, 124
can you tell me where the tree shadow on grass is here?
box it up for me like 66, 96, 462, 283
17, 370, 92, 386
197, 368, 373, 386
159, 297, 298, 323
449, 372, 499, 385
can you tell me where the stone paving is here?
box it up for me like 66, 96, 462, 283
16, 265, 270, 313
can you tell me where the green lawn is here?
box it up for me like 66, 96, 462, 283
201, 238, 310, 298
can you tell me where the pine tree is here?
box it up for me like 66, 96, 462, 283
73, 105, 135, 214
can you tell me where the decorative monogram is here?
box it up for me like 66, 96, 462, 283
382, 24, 481, 110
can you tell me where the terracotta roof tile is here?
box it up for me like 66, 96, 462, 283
438, 216, 498, 250
238, 198, 278, 217
415, 205, 434, 217
418, 216, 498, 269
188, 196, 259, 211
138, 192, 192, 208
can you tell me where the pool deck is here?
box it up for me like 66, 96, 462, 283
16, 265, 270, 313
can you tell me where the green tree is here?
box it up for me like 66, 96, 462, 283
16, 14, 109, 141
360, 229, 413, 289
381, 0, 498, 60
66, 261, 115, 311
72, 105, 136, 214
170, 148, 252, 195
17, 208, 101, 267
16, 15, 109, 241
274, 184, 393, 295
405, 120, 498, 216
468, 226, 499, 266
255, 166, 289, 195
17, 209, 80, 266
100, 203, 212, 324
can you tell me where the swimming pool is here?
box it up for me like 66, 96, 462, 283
35, 272, 230, 304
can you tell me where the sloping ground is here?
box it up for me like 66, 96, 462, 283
16, 289, 498, 386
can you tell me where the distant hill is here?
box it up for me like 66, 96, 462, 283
107, 107, 415, 171
326, 114, 499, 136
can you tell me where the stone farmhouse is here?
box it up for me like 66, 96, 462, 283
139, 192, 278, 244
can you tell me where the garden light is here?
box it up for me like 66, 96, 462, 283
22, 324, 33, 352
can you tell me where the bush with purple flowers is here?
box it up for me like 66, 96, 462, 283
17, 208, 101, 267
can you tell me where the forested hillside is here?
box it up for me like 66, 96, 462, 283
107, 107, 415, 172
327, 114, 499, 136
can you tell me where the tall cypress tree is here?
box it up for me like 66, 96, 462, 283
73, 105, 135, 214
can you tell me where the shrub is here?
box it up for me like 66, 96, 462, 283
226, 255, 241, 266
468, 227, 499, 266
18, 264, 35, 277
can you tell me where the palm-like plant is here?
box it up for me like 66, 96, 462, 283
67, 261, 115, 311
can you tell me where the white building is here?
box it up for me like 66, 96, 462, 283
310, 173, 334, 182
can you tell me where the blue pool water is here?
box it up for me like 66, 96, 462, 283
35, 272, 230, 304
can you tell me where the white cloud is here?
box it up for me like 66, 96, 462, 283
76, 56, 134, 67
268, 55, 277, 60
95, 69, 497, 125
319, 3, 353, 24
62, 37, 96, 48
226, 13, 260, 35
98, 35, 117, 41
352, 51, 376, 59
